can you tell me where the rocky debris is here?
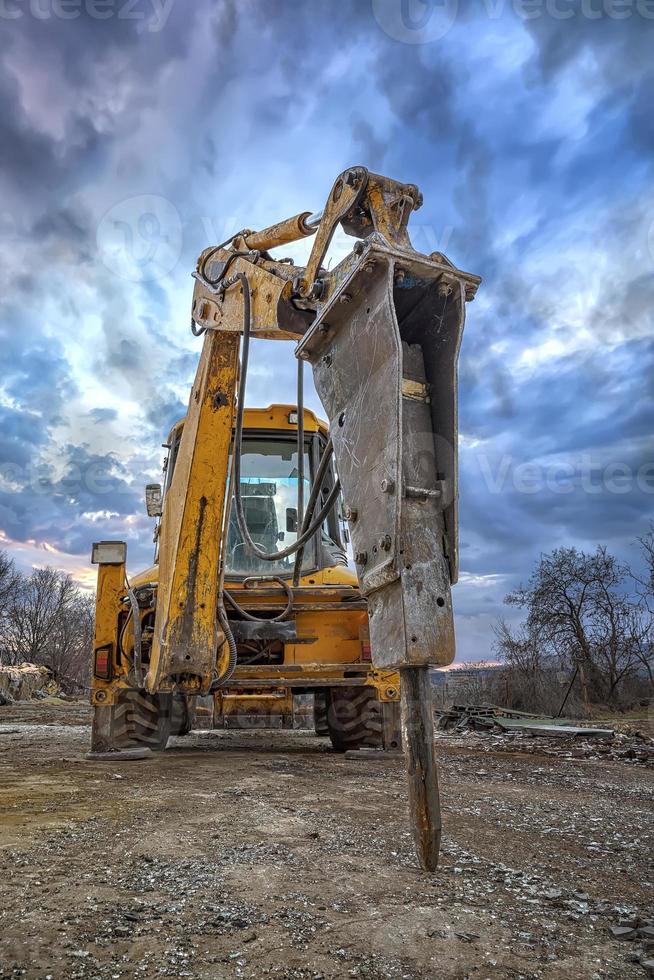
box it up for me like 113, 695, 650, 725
435, 706, 654, 766
0, 711, 652, 979
608, 917, 654, 975
0, 663, 57, 703
437, 703, 615, 737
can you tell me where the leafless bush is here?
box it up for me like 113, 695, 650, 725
0, 553, 94, 694
493, 544, 654, 715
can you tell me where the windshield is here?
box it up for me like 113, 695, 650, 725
226, 436, 314, 578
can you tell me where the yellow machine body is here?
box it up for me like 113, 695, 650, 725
90, 404, 401, 745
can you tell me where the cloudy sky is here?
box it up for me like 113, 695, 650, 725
0, 0, 652, 660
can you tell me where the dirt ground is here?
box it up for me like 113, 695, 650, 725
0, 702, 652, 980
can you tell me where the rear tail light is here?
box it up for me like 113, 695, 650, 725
359, 625, 371, 662
94, 644, 112, 680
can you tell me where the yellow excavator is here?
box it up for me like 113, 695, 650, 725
88, 167, 480, 871
114, 404, 403, 751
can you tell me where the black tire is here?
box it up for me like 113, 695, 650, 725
326, 686, 383, 752
313, 691, 329, 736
111, 691, 173, 751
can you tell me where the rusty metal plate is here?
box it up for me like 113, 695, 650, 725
298, 238, 471, 669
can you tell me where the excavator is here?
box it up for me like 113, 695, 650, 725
88, 167, 481, 871
124, 404, 405, 750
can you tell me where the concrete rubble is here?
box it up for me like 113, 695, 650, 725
0, 663, 57, 705
435, 704, 654, 766
608, 917, 654, 976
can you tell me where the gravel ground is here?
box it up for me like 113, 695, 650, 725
0, 702, 652, 980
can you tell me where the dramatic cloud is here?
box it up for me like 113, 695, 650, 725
0, 0, 651, 658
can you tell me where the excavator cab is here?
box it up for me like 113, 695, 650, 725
163, 411, 346, 579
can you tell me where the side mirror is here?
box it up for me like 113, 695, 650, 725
286, 507, 298, 532
145, 483, 163, 518
277, 531, 285, 542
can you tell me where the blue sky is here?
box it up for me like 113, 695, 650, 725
0, 0, 652, 660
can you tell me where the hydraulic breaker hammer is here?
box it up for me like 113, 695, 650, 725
296, 230, 479, 869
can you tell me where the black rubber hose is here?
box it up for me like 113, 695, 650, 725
292, 435, 337, 586
216, 271, 337, 635
191, 247, 254, 335
124, 576, 144, 688
223, 576, 294, 623
216, 603, 238, 683
232, 273, 341, 562
297, 356, 305, 533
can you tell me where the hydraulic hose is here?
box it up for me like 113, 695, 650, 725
191, 245, 254, 335
297, 356, 305, 533
216, 602, 238, 683
232, 272, 341, 562
292, 433, 337, 586
124, 576, 144, 688
214, 380, 244, 682
213, 267, 339, 645
223, 576, 294, 623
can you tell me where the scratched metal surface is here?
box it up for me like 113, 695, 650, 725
308, 246, 461, 669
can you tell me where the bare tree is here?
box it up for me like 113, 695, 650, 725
0, 551, 20, 605
42, 590, 94, 692
637, 522, 654, 600
4, 567, 94, 691
6, 567, 73, 663
632, 522, 654, 688
492, 618, 551, 711
498, 546, 653, 709
0, 551, 22, 659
